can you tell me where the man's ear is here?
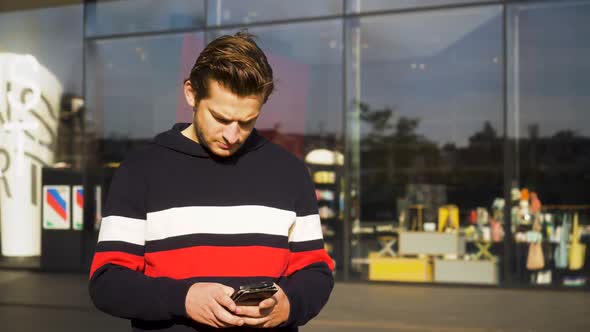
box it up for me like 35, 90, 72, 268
184, 80, 196, 108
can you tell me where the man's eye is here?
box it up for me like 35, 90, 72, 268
217, 117, 231, 124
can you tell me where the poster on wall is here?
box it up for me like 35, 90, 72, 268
43, 185, 71, 230
72, 186, 84, 231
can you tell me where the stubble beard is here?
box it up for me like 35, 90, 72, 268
192, 113, 211, 153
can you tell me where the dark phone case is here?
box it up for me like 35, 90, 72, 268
231, 288, 278, 306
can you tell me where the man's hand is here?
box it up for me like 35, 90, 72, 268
236, 284, 290, 328
185, 282, 244, 328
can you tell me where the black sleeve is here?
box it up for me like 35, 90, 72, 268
277, 163, 334, 326
88, 157, 192, 321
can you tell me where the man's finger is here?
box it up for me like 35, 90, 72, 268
213, 303, 244, 326
259, 297, 277, 310
235, 305, 264, 318
205, 307, 231, 328
222, 285, 236, 297
241, 316, 269, 327
216, 292, 237, 313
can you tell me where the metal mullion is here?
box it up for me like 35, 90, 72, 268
341, 9, 350, 281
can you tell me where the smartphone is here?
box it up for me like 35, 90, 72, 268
231, 281, 278, 306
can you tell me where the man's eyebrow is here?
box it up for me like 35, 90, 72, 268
209, 109, 231, 120
241, 115, 258, 123
210, 108, 258, 123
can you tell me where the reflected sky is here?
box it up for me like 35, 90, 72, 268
347, 0, 496, 13
86, 34, 204, 139
514, 1, 590, 139
86, 0, 204, 37
2, 1, 587, 147
357, 6, 503, 148
208, 0, 342, 26
209, 20, 343, 138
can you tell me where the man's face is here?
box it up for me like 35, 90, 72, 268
184, 80, 262, 157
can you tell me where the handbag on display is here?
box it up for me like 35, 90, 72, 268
526, 236, 545, 271
438, 205, 459, 232
554, 214, 570, 269
490, 219, 504, 242
569, 213, 586, 271
527, 242, 545, 270
526, 218, 545, 271
530, 192, 542, 214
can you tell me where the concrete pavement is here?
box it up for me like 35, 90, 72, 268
0, 271, 588, 332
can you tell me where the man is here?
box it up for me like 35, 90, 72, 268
88, 32, 334, 332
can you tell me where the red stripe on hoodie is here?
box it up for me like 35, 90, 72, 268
90, 251, 145, 279
143, 246, 290, 279
285, 249, 334, 276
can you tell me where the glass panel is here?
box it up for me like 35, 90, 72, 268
348, 6, 504, 281
508, 0, 590, 288
86, 0, 205, 37
209, 21, 344, 270
346, 0, 496, 14
85, 33, 205, 163
0, 5, 83, 263
207, 0, 342, 26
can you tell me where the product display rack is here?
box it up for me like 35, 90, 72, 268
307, 162, 343, 272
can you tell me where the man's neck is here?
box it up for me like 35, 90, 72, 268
181, 123, 199, 143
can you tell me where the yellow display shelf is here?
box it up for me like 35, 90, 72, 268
368, 253, 433, 282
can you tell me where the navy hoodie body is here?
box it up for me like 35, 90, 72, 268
88, 123, 334, 332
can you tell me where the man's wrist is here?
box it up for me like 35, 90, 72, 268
282, 289, 291, 322
276, 282, 297, 327
165, 279, 194, 318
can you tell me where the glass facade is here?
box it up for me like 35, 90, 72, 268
348, 5, 505, 281
0, 0, 588, 289
506, 0, 590, 286
86, 33, 205, 163
208, 0, 342, 26
346, 0, 496, 13
86, 0, 205, 37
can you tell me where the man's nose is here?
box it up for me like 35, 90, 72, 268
223, 122, 240, 145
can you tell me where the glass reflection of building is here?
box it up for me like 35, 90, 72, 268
0, 0, 588, 289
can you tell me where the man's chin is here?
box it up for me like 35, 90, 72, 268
211, 146, 238, 157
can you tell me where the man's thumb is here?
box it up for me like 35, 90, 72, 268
223, 285, 236, 296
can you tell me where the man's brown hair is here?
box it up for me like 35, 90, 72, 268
186, 31, 274, 105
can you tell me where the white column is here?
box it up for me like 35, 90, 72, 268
0, 53, 62, 257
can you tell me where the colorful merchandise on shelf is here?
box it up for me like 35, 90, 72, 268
526, 218, 545, 270
555, 214, 570, 269
438, 205, 459, 232
569, 213, 586, 271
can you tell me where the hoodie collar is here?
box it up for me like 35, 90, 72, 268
153, 123, 267, 158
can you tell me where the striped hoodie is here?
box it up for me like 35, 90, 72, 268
88, 123, 334, 332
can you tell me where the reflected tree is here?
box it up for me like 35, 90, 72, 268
357, 101, 442, 220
